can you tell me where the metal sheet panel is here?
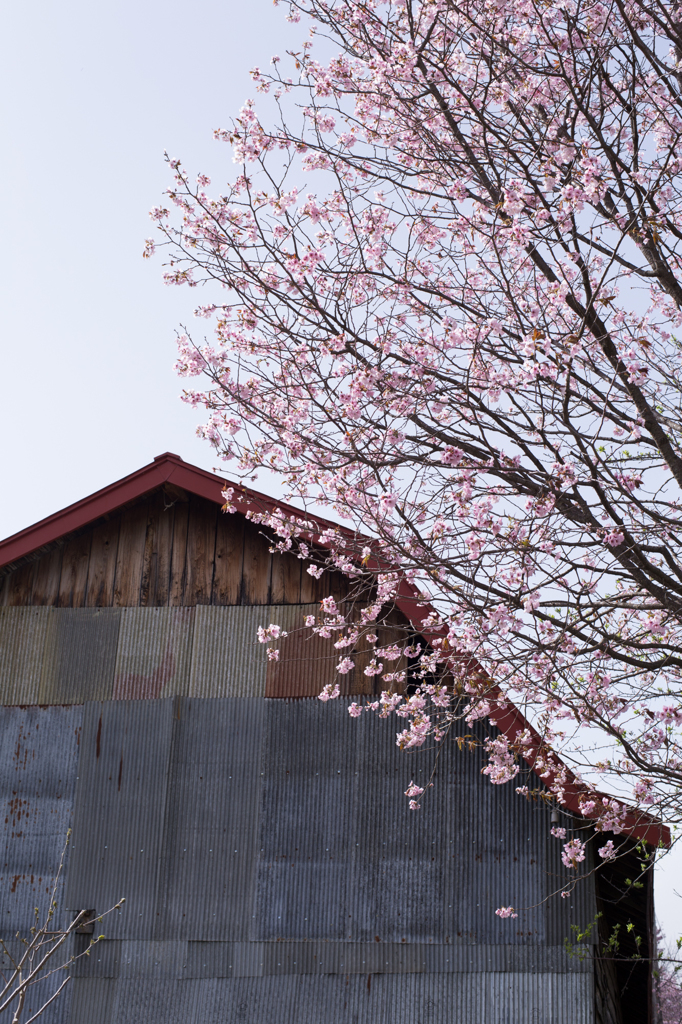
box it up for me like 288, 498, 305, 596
112, 608, 194, 700
106, 977, 208, 1024
70, 939, 589, 981
545, 814, 596, 945
155, 697, 264, 940
0, 705, 82, 937
67, 972, 592, 1024
0, 606, 51, 704
265, 605, 337, 698
254, 699, 591, 947
39, 608, 121, 704
65, 699, 175, 939
68, 978, 117, 1024
188, 606, 268, 698
0, 972, 75, 1024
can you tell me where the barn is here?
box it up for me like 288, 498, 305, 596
0, 453, 663, 1023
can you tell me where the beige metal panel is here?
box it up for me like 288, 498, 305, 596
188, 606, 269, 698
39, 608, 121, 704
0, 606, 51, 704
113, 608, 195, 700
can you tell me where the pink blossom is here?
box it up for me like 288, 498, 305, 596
561, 839, 586, 869
495, 907, 518, 919
405, 781, 425, 799
441, 446, 463, 466
318, 683, 340, 702
257, 624, 287, 643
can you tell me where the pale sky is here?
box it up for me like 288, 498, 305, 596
1, 0, 680, 946
0, 0, 300, 541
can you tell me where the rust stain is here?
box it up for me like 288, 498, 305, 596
113, 649, 176, 701
10, 875, 22, 893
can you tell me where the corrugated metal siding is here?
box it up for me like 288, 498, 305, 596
113, 608, 194, 699
0, 605, 330, 703
65, 699, 175, 939
265, 605, 337, 697
4, 697, 598, 1023
0, 705, 82, 937
60, 697, 591, 949
155, 697, 264, 939
0, 608, 122, 706
70, 939, 589, 979
67, 972, 592, 1024
0, 965, 74, 1024
545, 813, 596, 946
0, 606, 51, 704
40, 607, 121, 703
188, 606, 267, 698
255, 699, 584, 946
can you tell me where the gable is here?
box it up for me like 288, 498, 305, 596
0, 486, 344, 609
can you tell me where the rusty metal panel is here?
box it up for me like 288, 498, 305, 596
188, 606, 267, 698
155, 697, 264, 940
113, 608, 194, 699
0, 705, 82, 937
65, 699, 175, 939
0, 606, 51, 704
39, 608, 121, 704
264, 604, 337, 698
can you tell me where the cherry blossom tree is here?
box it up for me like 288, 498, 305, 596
150, 0, 682, 866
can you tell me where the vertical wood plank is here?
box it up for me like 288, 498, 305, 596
30, 547, 63, 605
299, 559, 322, 604
184, 497, 218, 606
85, 518, 121, 606
270, 550, 302, 604
4, 562, 36, 607
299, 564, 349, 604
112, 501, 149, 606
211, 511, 245, 605
146, 492, 176, 607
139, 492, 167, 607
241, 519, 272, 605
57, 532, 92, 607
168, 499, 190, 606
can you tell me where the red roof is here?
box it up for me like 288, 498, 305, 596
0, 452, 668, 847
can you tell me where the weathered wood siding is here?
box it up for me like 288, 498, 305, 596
0, 487, 349, 609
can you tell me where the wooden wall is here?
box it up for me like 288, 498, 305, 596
0, 487, 350, 609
